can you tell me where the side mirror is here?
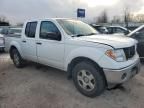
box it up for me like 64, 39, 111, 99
41, 32, 61, 41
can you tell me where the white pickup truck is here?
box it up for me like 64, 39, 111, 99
5, 18, 140, 97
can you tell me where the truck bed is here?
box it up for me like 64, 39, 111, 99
4, 34, 21, 52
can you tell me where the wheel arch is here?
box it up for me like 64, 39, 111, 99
9, 41, 23, 59
67, 56, 107, 86
9, 45, 18, 59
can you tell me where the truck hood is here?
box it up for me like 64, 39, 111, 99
75, 34, 137, 49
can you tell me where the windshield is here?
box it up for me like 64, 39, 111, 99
57, 19, 98, 36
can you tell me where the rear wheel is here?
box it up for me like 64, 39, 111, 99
72, 61, 106, 97
11, 49, 25, 68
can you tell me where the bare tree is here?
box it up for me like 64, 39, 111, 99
97, 10, 108, 23
111, 16, 122, 23
0, 16, 7, 22
135, 14, 144, 22
16, 22, 23, 27
0, 16, 10, 26
123, 7, 131, 28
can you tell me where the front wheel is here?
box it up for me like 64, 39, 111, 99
11, 49, 25, 68
72, 61, 106, 97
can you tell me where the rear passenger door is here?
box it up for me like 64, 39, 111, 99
37, 21, 64, 69
21, 22, 38, 62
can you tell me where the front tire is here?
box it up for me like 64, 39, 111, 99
72, 61, 106, 97
11, 49, 25, 68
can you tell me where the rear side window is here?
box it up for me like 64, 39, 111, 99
115, 28, 125, 33
107, 27, 113, 34
25, 22, 37, 38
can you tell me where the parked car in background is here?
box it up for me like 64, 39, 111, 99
0, 34, 5, 52
0, 27, 10, 36
1, 27, 22, 36
5, 18, 140, 97
127, 25, 144, 60
90, 24, 109, 34
0, 27, 22, 52
7, 27, 22, 36
106, 26, 131, 35
0, 26, 9, 52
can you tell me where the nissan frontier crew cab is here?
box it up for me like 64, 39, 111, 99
5, 18, 140, 97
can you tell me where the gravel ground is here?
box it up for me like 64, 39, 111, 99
0, 53, 144, 108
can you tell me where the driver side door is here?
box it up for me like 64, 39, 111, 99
37, 21, 64, 69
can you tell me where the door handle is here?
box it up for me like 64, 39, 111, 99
22, 40, 26, 43
36, 42, 42, 45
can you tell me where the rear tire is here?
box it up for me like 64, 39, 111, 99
72, 61, 106, 97
11, 49, 25, 68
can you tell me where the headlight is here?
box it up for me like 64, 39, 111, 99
105, 49, 126, 62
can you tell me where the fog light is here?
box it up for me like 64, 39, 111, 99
121, 73, 127, 80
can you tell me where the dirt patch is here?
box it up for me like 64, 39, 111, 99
0, 53, 144, 108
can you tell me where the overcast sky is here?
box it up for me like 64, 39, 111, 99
0, 0, 144, 24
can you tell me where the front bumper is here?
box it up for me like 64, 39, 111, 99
103, 59, 140, 84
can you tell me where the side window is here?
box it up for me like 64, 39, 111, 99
107, 27, 112, 34
25, 22, 30, 37
25, 22, 37, 38
40, 21, 61, 41
111, 27, 116, 33
115, 28, 125, 33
